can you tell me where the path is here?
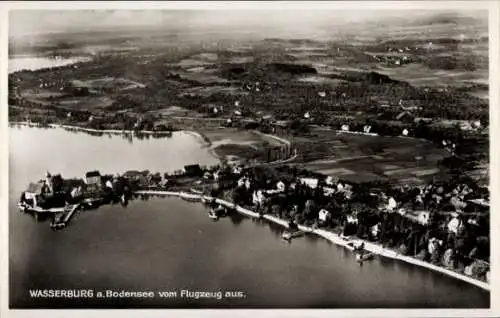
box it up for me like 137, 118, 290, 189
135, 190, 489, 292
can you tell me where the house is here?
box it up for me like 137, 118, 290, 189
233, 165, 243, 175
385, 197, 397, 212
323, 187, 336, 196
237, 177, 246, 188
325, 176, 336, 186
70, 186, 83, 199
252, 190, 265, 207
341, 124, 350, 131
137, 175, 150, 188
105, 180, 114, 189
447, 214, 463, 234
318, 209, 330, 222
276, 180, 286, 192
346, 214, 358, 224
427, 237, 443, 255
44, 171, 54, 194
24, 182, 46, 207
398, 209, 430, 226
84, 171, 102, 185
300, 177, 319, 189
122, 170, 143, 179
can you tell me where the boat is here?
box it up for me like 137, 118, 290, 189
17, 201, 28, 212
83, 197, 103, 206
50, 221, 66, 231
208, 209, 219, 221
190, 188, 204, 195
356, 252, 374, 262
282, 230, 305, 241
208, 205, 227, 220
50, 214, 66, 230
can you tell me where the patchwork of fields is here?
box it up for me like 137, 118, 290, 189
294, 128, 449, 184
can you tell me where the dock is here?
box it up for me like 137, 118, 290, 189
51, 204, 81, 230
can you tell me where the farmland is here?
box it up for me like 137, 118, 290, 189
8, 11, 489, 186
292, 127, 450, 184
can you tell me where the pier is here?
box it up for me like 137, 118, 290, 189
50, 204, 81, 230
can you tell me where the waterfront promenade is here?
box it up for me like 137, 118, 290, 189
135, 190, 490, 292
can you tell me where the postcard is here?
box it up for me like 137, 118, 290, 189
1, 1, 498, 317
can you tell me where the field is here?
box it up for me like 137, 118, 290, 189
200, 128, 286, 163
294, 127, 449, 184
8, 11, 488, 183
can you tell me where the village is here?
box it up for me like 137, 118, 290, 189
17, 134, 490, 289
9, 11, 492, 307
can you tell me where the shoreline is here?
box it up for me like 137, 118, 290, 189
135, 190, 490, 292
9, 121, 298, 167
9, 121, 177, 136
11, 121, 489, 290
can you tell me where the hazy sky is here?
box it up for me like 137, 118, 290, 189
9, 9, 488, 38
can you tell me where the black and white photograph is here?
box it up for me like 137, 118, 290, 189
1, 1, 498, 315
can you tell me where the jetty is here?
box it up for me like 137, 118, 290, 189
50, 203, 81, 230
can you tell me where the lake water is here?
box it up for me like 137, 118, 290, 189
8, 56, 92, 74
8, 127, 490, 308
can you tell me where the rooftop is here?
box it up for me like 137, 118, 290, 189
85, 171, 101, 178
26, 182, 44, 194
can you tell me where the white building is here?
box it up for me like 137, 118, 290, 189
346, 215, 358, 224
276, 181, 285, 192
84, 171, 102, 185
447, 215, 463, 234
252, 190, 265, 206
300, 178, 318, 189
318, 209, 330, 222
237, 177, 246, 188
386, 197, 397, 212
105, 180, 113, 189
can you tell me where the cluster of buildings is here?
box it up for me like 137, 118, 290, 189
222, 162, 490, 281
